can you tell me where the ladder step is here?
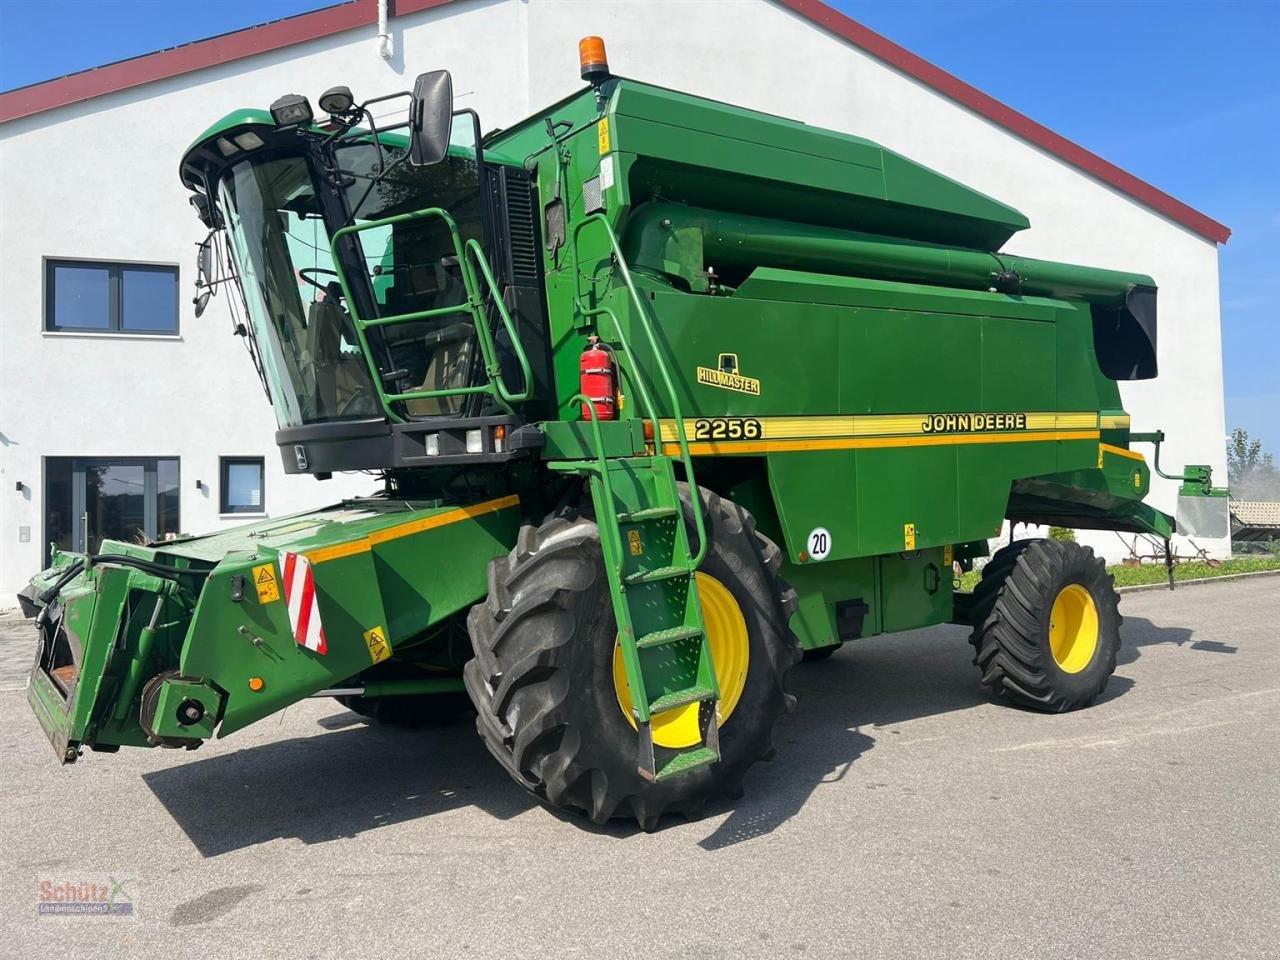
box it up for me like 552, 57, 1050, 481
617, 506, 678, 523
654, 746, 719, 781
636, 625, 704, 649
649, 684, 715, 715
624, 565, 691, 586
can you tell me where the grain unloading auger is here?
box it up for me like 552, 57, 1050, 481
18, 39, 1228, 828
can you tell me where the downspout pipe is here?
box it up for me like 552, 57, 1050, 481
376, 0, 394, 61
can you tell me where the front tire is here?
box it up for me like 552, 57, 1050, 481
464, 486, 799, 829
968, 538, 1121, 712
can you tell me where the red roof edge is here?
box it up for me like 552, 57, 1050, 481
0, 0, 1229, 244
776, 0, 1229, 244
0, 0, 379, 125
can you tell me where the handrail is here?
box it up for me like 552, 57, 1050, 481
329, 207, 532, 418
576, 304, 662, 451
464, 238, 533, 405
566, 391, 650, 722
566, 392, 626, 573
568, 212, 708, 567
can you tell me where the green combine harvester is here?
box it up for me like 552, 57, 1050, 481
19, 39, 1227, 828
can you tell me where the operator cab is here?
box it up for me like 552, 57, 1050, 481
180, 76, 546, 477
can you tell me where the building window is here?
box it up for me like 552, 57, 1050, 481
44, 457, 180, 562
45, 260, 179, 334
220, 457, 265, 514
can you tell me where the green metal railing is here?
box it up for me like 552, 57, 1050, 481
563, 391, 633, 588
568, 212, 708, 567
330, 207, 533, 420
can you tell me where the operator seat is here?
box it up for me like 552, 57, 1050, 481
305, 283, 346, 416
405, 321, 474, 416
402, 260, 474, 417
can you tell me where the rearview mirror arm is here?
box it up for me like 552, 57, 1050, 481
455, 107, 485, 168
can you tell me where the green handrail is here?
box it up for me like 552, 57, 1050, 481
564, 393, 626, 569
576, 304, 663, 452
569, 213, 708, 567
561, 391, 650, 722
329, 207, 532, 418
464, 237, 533, 405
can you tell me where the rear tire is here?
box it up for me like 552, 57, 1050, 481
969, 538, 1121, 712
464, 485, 800, 829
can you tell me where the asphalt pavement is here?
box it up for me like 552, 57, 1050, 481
0, 578, 1275, 960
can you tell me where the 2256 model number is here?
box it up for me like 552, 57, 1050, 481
692, 418, 763, 441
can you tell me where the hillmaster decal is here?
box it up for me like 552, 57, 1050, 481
696, 353, 761, 396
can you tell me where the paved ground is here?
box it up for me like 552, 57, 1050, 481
0, 579, 1275, 960
0, 609, 32, 690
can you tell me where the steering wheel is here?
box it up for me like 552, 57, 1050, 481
337, 386, 373, 418
298, 267, 340, 292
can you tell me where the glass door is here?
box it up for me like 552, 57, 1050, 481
45, 457, 179, 560
81, 461, 146, 555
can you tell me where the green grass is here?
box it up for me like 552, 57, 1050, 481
957, 554, 1280, 592
1107, 555, 1280, 586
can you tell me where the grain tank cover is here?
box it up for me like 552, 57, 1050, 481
604, 81, 1030, 250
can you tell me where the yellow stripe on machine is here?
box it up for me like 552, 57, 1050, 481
657, 411, 1102, 444
1098, 443, 1146, 463
1099, 414, 1132, 430
305, 494, 521, 565
661, 429, 1100, 457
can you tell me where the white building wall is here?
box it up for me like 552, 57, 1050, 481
0, 0, 1228, 599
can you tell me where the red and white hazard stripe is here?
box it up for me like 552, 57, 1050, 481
280, 551, 327, 655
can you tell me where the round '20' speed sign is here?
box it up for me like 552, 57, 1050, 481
807, 527, 832, 561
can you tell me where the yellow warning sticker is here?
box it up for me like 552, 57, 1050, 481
903, 523, 917, 551
943, 544, 953, 566
363, 625, 391, 665
1098, 445, 1105, 468
627, 529, 643, 557
597, 117, 610, 154
252, 563, 280, 604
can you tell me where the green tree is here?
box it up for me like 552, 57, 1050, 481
1227, 428, 1280, 500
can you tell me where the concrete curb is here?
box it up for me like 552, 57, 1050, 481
1117, 567, 1280, 595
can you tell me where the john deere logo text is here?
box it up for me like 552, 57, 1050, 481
921, 413, 1028, 433
696, 353, 761, 396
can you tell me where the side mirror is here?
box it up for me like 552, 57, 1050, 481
197, 234, 213, 288
194, 232, 215, 317
409, 70, 453, 166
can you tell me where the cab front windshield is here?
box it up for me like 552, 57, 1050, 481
219, 138, 483, 427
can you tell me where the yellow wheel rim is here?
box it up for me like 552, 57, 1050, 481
1048, 583, 1099, 673
613, 572, 750, 749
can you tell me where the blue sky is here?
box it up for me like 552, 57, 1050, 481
1, 0, 1275, 453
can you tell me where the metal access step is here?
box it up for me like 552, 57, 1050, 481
618, 507, 679, 523
580, 452, 721, 781
653, 745, 719, 781
635, 625, 704, 649
624, 565, 689, 585
648, 683, 716, 714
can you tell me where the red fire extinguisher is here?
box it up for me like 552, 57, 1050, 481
579, 335, 616, 421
